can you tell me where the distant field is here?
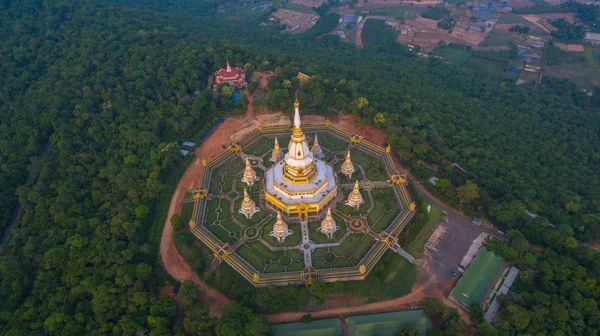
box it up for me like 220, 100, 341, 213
585, 45, 600, 69
545, 62, 600, 88
283, 2, 315, 14
362, 6, 426, 20
451, 247, 504, 306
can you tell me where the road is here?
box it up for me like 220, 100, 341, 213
1, 141, 52, 246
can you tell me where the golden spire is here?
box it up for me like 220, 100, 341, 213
352, 180, 360, 194
311, 134, 323, 158
341, 150, 355, 179
271, 138, 283, 162
290, 97, 305, 141
270, 212, 292, 243
346, 180, 364, 210
319, 207, 338, 239
226, 60, 231, 72
239, 188, 259, 219
241, 156, 258, 186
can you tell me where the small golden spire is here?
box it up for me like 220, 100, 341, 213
341, 150, 355, 179
202, 157, 207, 166
385, 144, 391, 153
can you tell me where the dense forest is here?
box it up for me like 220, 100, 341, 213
1, 0, 599, 335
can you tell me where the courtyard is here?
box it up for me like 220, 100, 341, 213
188, 124, 415, 286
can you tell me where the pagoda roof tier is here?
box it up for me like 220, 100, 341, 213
265, 159, 336, 204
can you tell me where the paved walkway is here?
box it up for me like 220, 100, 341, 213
299, 221, 313, 267
393, 244, 415, 263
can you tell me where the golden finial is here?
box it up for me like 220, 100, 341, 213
189, 220, 196, 229
325, 118, 330, 127
409, 202, 416, 211
385, 144, 391, 153
202, 157, 207, 166
258, 124, 262, 131
294, 92, 299, 109
253, 273, 260, 283
359, 264, 366, 275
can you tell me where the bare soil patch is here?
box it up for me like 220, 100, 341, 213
272, 8, 320, 34
291, 0, 327, 6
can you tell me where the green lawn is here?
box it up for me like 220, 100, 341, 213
338, 189, 370, 216
206, 224, 237, 245
330, 233, 374, 265
221, 218, 242, 235
181, 201, 194, 226
261, 219, 302, 247
236, 245, 265, 271
400, 201, 445, 259
319, 134, 348, 152
368, 188, 397, 232
307, 214, 346, 244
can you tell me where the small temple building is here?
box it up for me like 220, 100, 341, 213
270, 138, 284, 162
270, 212, 293, 243
311, 135, 324, 159
346, 181, 364, 210
264, 98, 337, 218
239, 188, 259, 218
340, 151, 355, 179
319, 208, 338, 239
214, 61, 247, 89
241, 157, 259, 186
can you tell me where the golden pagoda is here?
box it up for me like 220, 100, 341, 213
241, 157, 258, 186
319, 207, 338, 239
311, 135, 324, 159
345, 180, 364, 210
270, 138, 284, 163
238, 188, 259, 218
270, 212, 293, 243
340, 150, 355, 179
264, 98, 337, 217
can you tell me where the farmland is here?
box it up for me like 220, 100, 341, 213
271, 8, 320, 34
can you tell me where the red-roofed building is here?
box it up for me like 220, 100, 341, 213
214, 61, 247, 89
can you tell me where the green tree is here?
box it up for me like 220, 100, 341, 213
456, 180, 479, 206
469, 303, 484, 323
374, 112, 386, 128
171, 214, 184, 230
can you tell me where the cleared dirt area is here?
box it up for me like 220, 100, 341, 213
555, 42, 585, 52
291, 0, 327, 6
397, 17, 488, 51
356, 0, 442, 7
272, 8, 320, 34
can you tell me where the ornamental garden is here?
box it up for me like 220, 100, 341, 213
188, 111, 415, 287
